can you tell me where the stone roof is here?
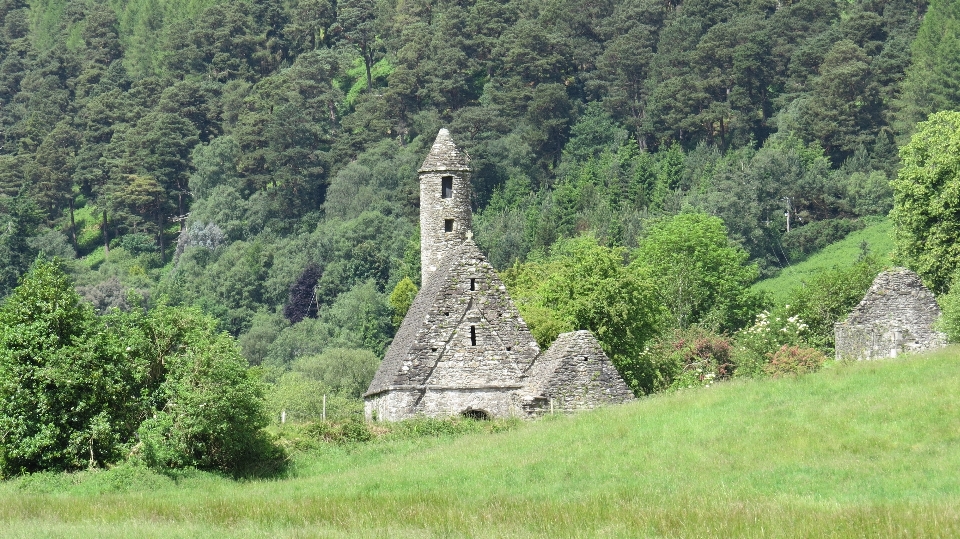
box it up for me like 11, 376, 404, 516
842, 267, 940, 326
418, 128, 470, 172
365, 238, 540, 397
522, 330, 634, 408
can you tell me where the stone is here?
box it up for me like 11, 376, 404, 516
364, 129, 635, 421
834, 267, 947, 360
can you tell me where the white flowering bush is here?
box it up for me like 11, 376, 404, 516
732, 307, 809, 377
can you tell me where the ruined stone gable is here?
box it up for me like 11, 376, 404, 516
835, 267, 947, 360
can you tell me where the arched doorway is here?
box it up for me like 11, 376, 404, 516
461, 409, 490, 420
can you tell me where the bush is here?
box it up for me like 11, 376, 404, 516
118, 233, 157, 255
783, 256, 885, 352
133, 306, 280, 473
0, 261, 282, 476
763, 345, 827, 378
638, 327, 734, 392
0, 260, 139, 474
732, 310, 809, 378
935, 274, 960, 342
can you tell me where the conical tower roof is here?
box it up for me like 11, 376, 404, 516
419, 128, 470, 172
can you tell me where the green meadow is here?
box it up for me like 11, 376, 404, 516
754, 218, 896, 303
1, 347, 958, 537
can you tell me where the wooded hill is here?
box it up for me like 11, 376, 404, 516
1, 0, 958, 399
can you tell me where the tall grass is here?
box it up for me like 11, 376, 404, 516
2, 347, 959, 537
755, 217, 895, 303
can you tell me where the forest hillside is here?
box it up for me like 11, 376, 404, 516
3, 0, 960, 452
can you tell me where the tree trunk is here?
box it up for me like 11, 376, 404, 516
69, 198, 78, 251
101, 210, 109, 257
157, 197, 165, 264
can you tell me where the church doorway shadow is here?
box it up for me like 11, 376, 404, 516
461, 409, 490, 420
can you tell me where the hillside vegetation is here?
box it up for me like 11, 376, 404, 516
754, 217, 895, 302
1, 349, 959, 537
6, 0, 960, 477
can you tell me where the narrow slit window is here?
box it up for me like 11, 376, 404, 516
470, 278, 476, 291
470, 326, 477, 346
444, 219, 454, 232
441, 176, 453, 199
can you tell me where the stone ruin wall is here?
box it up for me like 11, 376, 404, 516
835, 268, 947, 360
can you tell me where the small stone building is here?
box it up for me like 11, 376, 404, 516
364, 129, 634, 421
834, 267, 947, 360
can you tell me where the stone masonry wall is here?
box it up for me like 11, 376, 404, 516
419, 129, 471, 286
834, 267, 947, 360
521, 330, 635, 415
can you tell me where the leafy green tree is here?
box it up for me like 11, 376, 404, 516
784, 255, 886, 352
895, 0, 960, 135
892, 110, 960, 293
388, 276, 418, 328
0, 195, 43, 297
634, 212, 764, 332
503, 235, 666, 392
0, 259, 139, 473
292, 347, 380, 398
135, 305, 274, 473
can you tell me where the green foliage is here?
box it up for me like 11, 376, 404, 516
732, 309, 810, 378
936, 272, 960, 342
892, 110, 960, 293
503, 235, 665, 393
634, 212, 764, 332
292, 348, 378, 399
388, 276, 417, 328
895, 0, 960, 135
763, 345, 828, 378
638, 327, 734, 393
782, 256, 887, 352
0, 259, 137, 474
0, 261, 280, 476
134, 305, 275, 473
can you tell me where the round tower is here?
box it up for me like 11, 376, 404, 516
419, 129, 471, 286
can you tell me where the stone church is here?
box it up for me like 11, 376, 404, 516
364, 129, 634, 421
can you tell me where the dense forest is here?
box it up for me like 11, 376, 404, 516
2, 0, 960, 434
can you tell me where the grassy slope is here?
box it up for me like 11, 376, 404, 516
2, 348, 960, 537
754, 218, 895, 303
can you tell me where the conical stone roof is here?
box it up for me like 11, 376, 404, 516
418, 128, 470, 172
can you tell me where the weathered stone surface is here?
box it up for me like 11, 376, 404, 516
364, 129, 635, 421
521, 331, 635, 414
419, 129, 472, 286
834, 267, 946, 360
364, 239, 540, 420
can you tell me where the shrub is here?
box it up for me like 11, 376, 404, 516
935, 273, 960, 342
639, 327, 734, 392
0, 261, 282, 476
763, 345, 828, 378
732, 310, 809, 377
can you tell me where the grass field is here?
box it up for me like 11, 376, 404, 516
2, 347, 959, 538
754, 218, 895, 303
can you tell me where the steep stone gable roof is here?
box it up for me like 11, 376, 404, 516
418, 128, 470, 172
523, 330, 634, 406
365, 239, 540, 397
843, 267, 941, 325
